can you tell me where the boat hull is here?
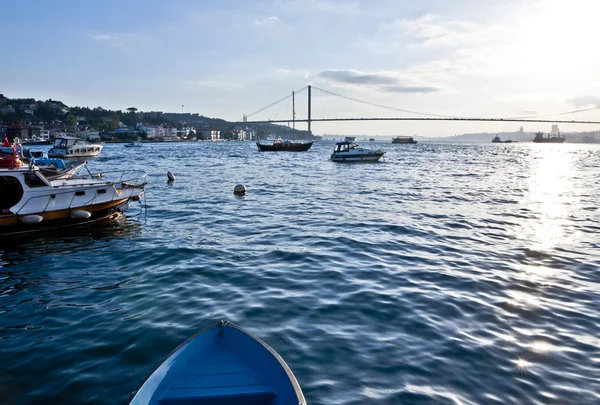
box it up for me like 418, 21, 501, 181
47, 150, 102, 158
533, 139, 566, 143
129, 320, 305, 405
256, 141, 313, 152
331, 153, 384, 162
0, 201, 129, 236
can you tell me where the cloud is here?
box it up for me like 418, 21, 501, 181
274, 0, 358, 15
512, 110, 538, 116
397, 14, 480, 47
90, 32, 152, 48
315, 69, 442, 94
181, 79, 243, 89
566, 95, 600, 107
274, 69, 311, 78
92, 34, 120, 41
254, 16, 282, 26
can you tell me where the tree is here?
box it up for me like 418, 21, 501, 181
127, 107, 138, 114
65, 114, 78, 127
35, 102, 55, 121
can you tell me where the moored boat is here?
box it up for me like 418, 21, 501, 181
256, 138, 313, 152
48, 136, 103, 158
0, 143, 146, 236
330, 141, 384, 162
391, 136, 417, 144
129, 320, 306, 405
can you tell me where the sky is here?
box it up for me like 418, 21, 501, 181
2, 0, 600, 137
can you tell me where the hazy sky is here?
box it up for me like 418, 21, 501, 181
2, 0, 600, 136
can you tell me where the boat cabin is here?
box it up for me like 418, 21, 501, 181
50, 137, 101, 155
334, 141, 358, 153
0, 168, 52, 213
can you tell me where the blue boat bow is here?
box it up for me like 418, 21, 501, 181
130, 320, 306, 405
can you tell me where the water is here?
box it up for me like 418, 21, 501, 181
1, 141, 599, 404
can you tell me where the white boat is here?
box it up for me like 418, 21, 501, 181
48, 136, 103, 158
330, 141, 385, 162
124, 142, 143, 148
0, 145, 146, 235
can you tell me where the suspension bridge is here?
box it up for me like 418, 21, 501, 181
236, 85, 600, 134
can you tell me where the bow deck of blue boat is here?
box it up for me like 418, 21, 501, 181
130, 321, 306, 405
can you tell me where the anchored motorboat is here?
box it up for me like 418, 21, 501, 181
0, 140, 146, 236
48, 136, 103, 158
330, 141, 385, 162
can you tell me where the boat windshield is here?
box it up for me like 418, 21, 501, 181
335, 142, 359, 152
53, 138, 73, 147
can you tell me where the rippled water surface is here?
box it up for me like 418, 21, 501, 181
1, 141, 600, 404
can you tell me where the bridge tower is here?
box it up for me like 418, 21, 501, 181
307, 85, 312, 136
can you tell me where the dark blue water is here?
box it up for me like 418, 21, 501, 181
1, 141, 599, 404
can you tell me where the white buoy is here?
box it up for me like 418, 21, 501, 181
234, 184, 246, 194
70, 210, 92, 219
20, 215, 43, 224
167, 171, 175, 182
117, 202, 131, 213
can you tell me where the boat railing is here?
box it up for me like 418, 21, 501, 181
75, 169, 148, 187
14, 170, 147, 216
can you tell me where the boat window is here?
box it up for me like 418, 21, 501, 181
23, 172, 49, 188
0, 176, 24, 210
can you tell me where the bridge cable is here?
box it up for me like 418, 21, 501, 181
311, 86, 460, 118
505, 105, 600, 120
242, 86, 308, 121
312, 86, 600, 121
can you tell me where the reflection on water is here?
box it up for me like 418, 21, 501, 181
1, 142, 599, 405
0, 217, 145, 268
527, 146, 574, 252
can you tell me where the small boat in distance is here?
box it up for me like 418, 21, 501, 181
129, 320, 306, 405
331, 141, 385, 162
392, 136, 417, 144
48, 136, 103, 158
20, 135, 52, 145
345, 136, 356, 142
369, 138, 376, 141
256, 137, 313, 152
125, 142, 143, 148
492, 135, 515, 143
533, 132, 565, 143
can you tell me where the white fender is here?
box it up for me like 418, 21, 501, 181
117, 202, 130, 213
70, 210, 91, 219
20, 215, 43, 224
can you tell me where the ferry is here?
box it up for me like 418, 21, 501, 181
391, 136, 417, 144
